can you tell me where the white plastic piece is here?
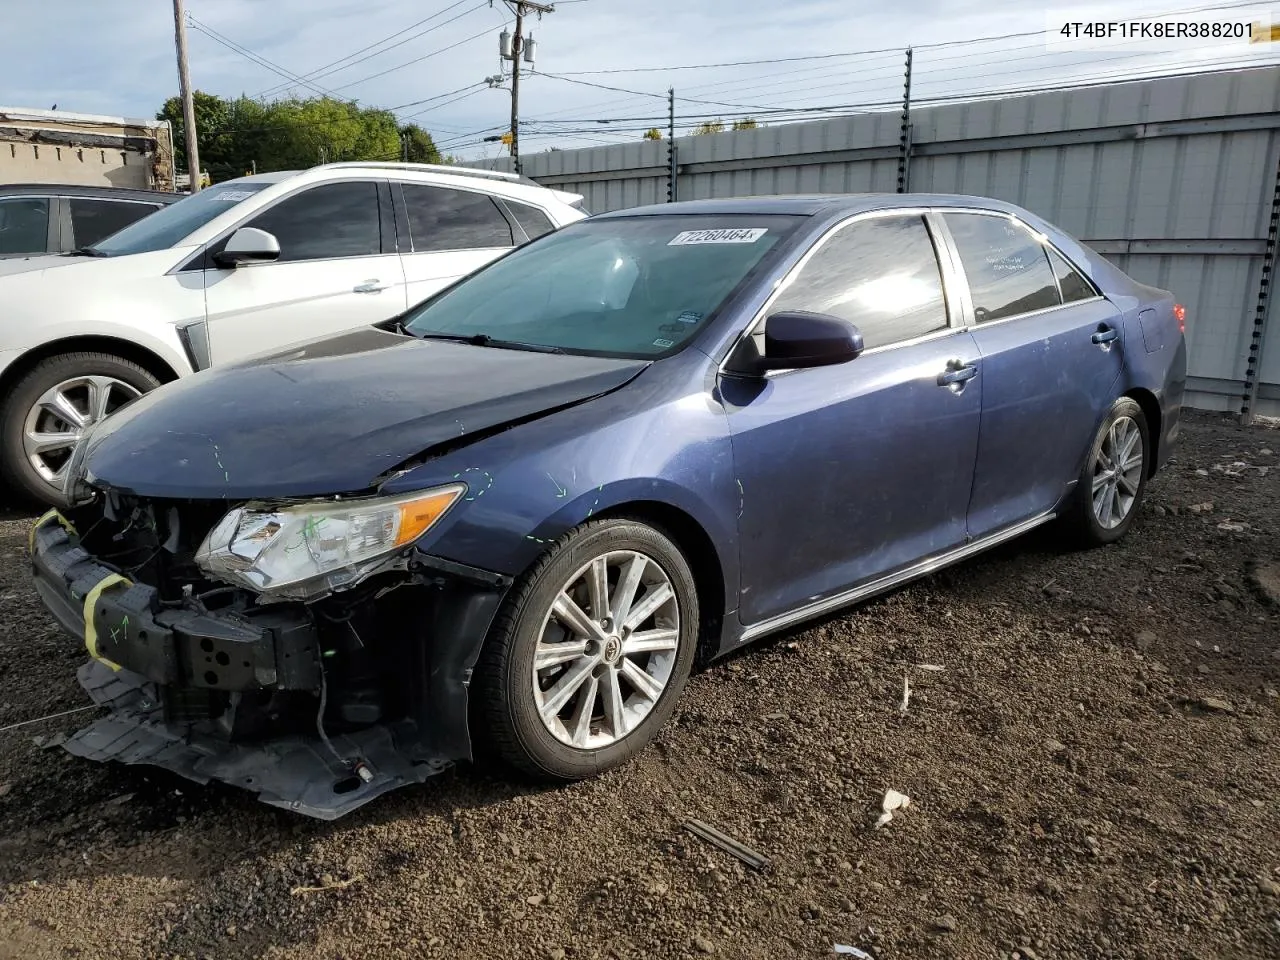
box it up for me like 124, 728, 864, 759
874, 789, 911, 829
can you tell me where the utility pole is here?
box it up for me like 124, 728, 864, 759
500, 1, 553, 175
172, 0, 201, 192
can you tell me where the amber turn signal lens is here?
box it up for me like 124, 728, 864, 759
394, 488, 465, 546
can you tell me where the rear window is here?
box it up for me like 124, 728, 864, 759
70, 198, 160, 248
506, 201, 556, 241
0, 197, 49, 254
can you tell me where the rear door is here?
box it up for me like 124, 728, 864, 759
938, 211, 1124, 537
725, 212, 983, 626
395, 183, 518, 307
203, 179, 408, 364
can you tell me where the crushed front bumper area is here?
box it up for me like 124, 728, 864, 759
30, 512, 510, 820
67, 661, 447, 819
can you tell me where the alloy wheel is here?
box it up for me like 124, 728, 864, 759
1091, 414, 1144, 529
532, 549, 680, 750
21, 375, 142, 486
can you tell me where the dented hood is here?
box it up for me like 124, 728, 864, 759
84, 327, 648, 499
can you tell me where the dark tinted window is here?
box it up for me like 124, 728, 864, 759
1047, 246, 1096, 303
401, 184, 513, 252
506, 200, 556, 241
70, 198, 160, 247
245, 181, 381, 262
945, 213, 1060, 322
0, 197, 50, 254
771, 215, 948, 350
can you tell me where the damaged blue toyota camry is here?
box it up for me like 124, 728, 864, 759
30, 194, 1185, 818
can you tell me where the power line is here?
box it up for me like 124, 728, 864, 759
186, 16, 344, 99
330, 20, 510, 92
256, 1, 488, 97
549, 0, 1263, 77
258, 0, 480, 97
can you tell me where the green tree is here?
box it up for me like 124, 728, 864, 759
398, 124, 441, 164
693, 120, 724, 135
731, 118, 758, 130
157, 92, 421, 181
643, 128, 663, 140
157, 90, 232, 176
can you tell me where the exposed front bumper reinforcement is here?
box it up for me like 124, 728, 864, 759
30, 510, 511, 820
66, 661, 449, 819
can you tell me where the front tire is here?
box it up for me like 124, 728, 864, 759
475, 518, 699, 781
0, 352, 160, 507
1064, 397, 1150, 547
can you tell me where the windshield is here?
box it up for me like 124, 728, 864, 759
88, 181, 274, 256
402, 214, 802, 358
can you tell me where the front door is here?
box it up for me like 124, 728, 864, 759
939, 211, 1126, 537
203, 180, 407, 364
724, 213, 983, 627
396, 182, 518, 308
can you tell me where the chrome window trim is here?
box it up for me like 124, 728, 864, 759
169, 177, 393, 275
718, 206, 964, 376
932, 207, 1107, 329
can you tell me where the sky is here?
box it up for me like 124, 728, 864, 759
2, 0, 1277, 160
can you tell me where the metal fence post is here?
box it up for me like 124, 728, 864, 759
1242, 143, 1280, 425
667, 86, 678, 202
897, 47, 913, 194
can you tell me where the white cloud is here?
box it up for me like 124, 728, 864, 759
2, 0, 1275, 158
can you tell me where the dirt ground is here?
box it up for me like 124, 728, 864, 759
0, 410, 1277, 960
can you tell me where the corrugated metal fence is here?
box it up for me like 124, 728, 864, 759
471, 66, 1280, 417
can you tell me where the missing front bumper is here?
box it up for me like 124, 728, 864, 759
66, 660, 450, 819
29, 509, 512, 819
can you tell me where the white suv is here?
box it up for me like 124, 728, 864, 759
0, 162, 588, 504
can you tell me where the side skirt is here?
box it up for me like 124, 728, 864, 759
738, 510, 1057, 644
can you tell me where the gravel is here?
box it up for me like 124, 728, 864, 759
1, 411, 1278, 959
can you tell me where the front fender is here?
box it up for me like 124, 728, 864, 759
382, 381, 741, 615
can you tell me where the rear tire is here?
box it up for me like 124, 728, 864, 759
1063, 397, 1149, 547
475, 518, 699, 781
0, 352, 160, 507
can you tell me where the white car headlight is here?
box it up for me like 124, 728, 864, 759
194, 484, 465, 602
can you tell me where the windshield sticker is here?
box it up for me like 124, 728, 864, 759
668, 227, 767, 246
217, 190, 258, 202
652, 338, 675, 348
675, 310, 703, 324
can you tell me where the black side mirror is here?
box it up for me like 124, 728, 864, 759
758, 310, 864, 371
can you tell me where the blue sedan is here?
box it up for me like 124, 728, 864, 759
30, 194, 1185, 818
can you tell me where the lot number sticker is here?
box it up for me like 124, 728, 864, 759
668, 227, 768, 245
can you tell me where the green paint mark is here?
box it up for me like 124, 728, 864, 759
453, 467, 494, 502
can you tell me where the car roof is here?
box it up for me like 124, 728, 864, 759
218, 163, 582, 207
0, 183, 180, 203
590, 193, 1036, 219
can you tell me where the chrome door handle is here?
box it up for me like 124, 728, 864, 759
1092, 326, 1119, 345
937, 362, 978, 387
354, 279, 389, 294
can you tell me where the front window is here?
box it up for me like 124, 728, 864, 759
402, 214, 802, 358
89, 181, 272, 256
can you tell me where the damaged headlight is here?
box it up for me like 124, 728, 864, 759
194, 484, 466, 601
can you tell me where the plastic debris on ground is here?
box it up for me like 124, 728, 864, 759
874, 789, 911, 829
834, 945, 875, 958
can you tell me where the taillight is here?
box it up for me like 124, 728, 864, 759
1173, 303, 1186, 334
